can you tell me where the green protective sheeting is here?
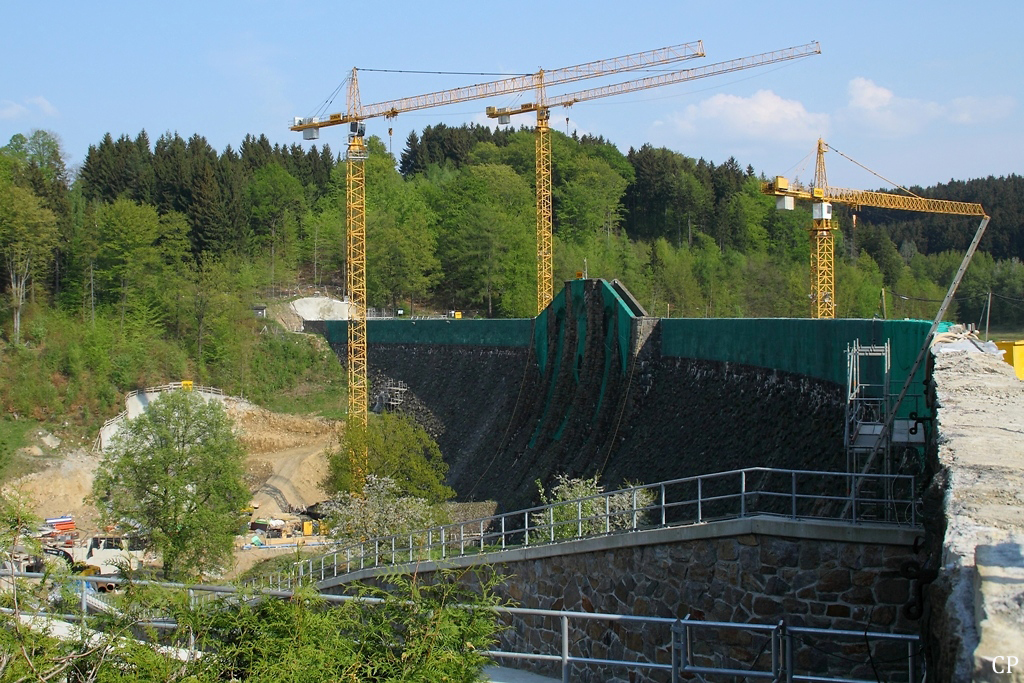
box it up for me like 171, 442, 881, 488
660, 317, 933, 418
323, 318, 534, 347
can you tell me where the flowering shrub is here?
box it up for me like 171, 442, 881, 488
531, 474, 655, 541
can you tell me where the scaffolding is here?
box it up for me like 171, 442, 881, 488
373, 378, 409, 413
845, 340, 891, 475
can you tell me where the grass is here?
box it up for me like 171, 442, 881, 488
0, 418, 36, 483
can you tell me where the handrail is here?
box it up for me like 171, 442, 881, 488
3, 571, 921, 682
249, 466, 921, 591
95, 383, 238, 450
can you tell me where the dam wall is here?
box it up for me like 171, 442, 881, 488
321, 279, 933, 513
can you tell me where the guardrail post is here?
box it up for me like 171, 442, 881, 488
605, 496, 610, 533
441, 528, 446, 559
785, 622, 793, 683
670, 619, 681, 683
501, 516, 506, 550
549, 507, 555, 542
560, 614, 570, 683
480, 520, 485, 552
851, 474, 858, 523
791, 471, 797, 519
577, 500, 583, 538
772, 619, 782, 679
697, 478, 703, 523
320, 557, 325, 581
188, 588, 197, 650
631, 488, 638, 529
741, 471, 747, 517
661, 484, 666, 526
391, 537, 396, 564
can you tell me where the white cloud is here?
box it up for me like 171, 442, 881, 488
0, 96, 58, 120
946, 95, 1015, 124
0, 100, 30, 120
667, 90, 828, 144
841, 77, 1014, 137
26, 96, 58, 117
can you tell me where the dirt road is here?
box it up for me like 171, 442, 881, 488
249, 438, 331, 517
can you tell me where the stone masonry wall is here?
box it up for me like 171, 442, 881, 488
480, 532, 919, 682
335, 527, 922, 683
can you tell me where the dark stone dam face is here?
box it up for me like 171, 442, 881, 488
318, 279, 940, 681
322, 278, 930, 513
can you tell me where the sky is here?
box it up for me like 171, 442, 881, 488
2, 1, 1021, 190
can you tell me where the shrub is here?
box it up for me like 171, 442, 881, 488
531, 474, 656, 541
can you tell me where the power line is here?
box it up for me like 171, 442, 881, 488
356, 68, 532, 76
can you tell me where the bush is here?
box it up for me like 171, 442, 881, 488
531, 474, 656, 541
320, 476, 448, 544
324, 413, 453, 502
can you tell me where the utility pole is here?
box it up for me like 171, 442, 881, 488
985, 290, 993, 341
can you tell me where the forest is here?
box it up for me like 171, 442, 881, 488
1, 124, 1022, 433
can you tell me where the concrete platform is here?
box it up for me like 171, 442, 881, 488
483, 665, 560, 682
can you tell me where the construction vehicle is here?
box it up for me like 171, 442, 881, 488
762, 138, 988, 318
485, 42, 821, 313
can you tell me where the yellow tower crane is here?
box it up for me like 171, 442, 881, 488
762, 139, 988, 318
290, 41, 708, 485
486, 41, 822, 313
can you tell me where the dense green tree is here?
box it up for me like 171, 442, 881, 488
433, 163, 534, 316
153, 132, 191, 216
0, 182, 58, 343
325, 413, 453, 502
189, 157, 228, 254
94, 199, 162, 326
364, 138, 440, 310
248, 164, 305, 295
92, 389, 248, 578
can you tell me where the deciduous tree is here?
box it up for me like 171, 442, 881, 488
92, 389, 248, 578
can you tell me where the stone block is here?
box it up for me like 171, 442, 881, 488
752, 596, 783, 618
840, 585, 875, 605
817, 568, 851, 593
839, 544, 864, 569
869, 605, 896, 626
873, 576, 910, 604
799, 543, 821, 570
736, 534, 759, 546
740, 570, 766, 592
782, 597, 809, 614
851, 569, 876, 587
687, 563, 712, 583
625, 631, 644, 653
738, 545, 761, 572
717, 539, 739, 561
825, 603, 850, 618
714, 563, 740, 586
764, 575, 791, 596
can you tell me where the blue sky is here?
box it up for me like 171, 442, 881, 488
2, 1, 1020, 190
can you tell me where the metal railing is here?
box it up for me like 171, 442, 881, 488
95, 383, 236, 450
2, 572, 921, 682
255, 467, 919, 590
673, 615, 920, 682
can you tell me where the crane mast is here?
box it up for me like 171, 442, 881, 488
762, 138, 988, 318
293, 43, 709, 490
486, 41, 822, 312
